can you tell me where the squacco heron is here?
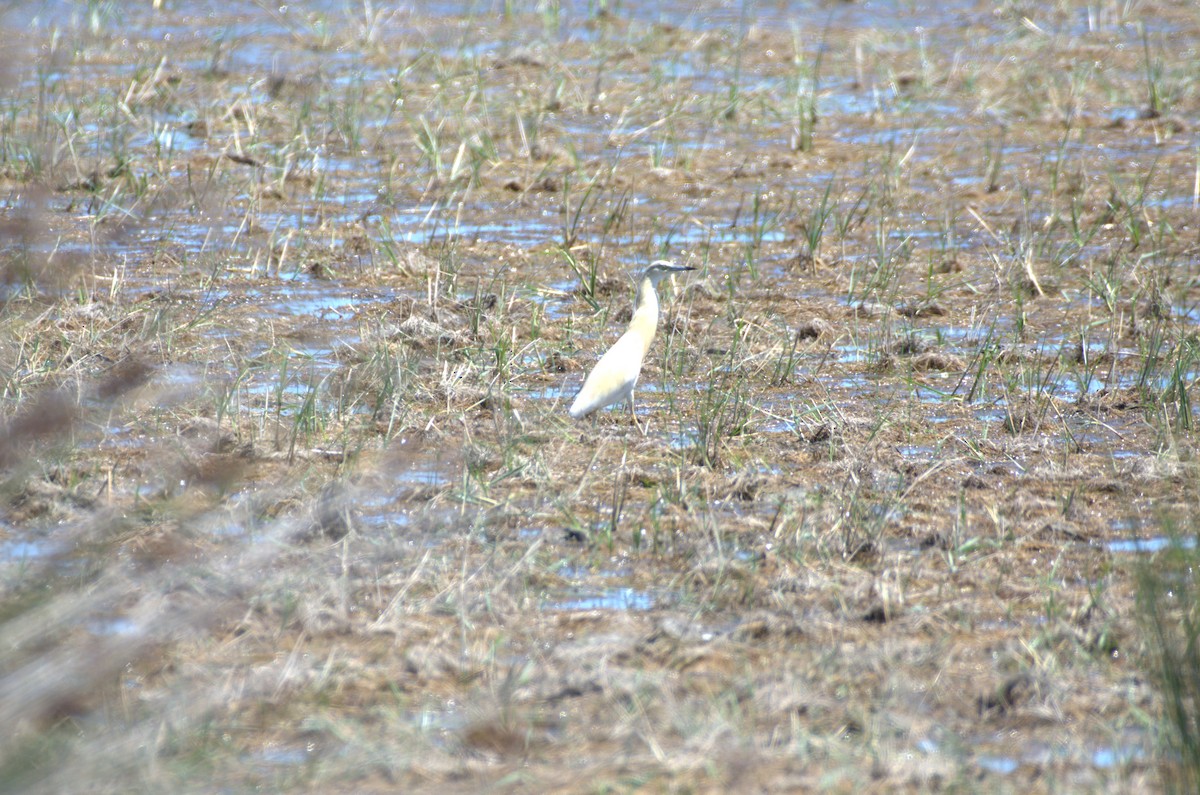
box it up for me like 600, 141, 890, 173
568, 260, 695, 433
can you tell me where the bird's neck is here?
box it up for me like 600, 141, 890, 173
628, 277, 660, 353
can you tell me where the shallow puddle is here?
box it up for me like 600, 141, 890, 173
1105, 536, 1196, 554
0, 539, 55, 563
247, 744, 314, 771
548, 586, 656, 612
86, 617, 141, 637
976, 755, 1019, 775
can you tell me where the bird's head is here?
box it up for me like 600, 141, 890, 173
642, 259, 696, 287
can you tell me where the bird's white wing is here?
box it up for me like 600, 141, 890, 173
568, 331, 645, 418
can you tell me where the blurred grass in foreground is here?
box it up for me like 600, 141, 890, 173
1137, 513, 1200, 792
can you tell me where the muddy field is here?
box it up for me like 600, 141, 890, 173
2, 0, 1200, 791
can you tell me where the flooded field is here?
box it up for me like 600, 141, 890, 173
2, 0, 1200, 791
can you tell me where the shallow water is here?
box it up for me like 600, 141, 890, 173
0, 1, 1190, 791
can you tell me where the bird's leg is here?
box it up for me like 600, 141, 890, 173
629, 392, 646, 435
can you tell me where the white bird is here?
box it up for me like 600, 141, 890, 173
568, 260, 695, 433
